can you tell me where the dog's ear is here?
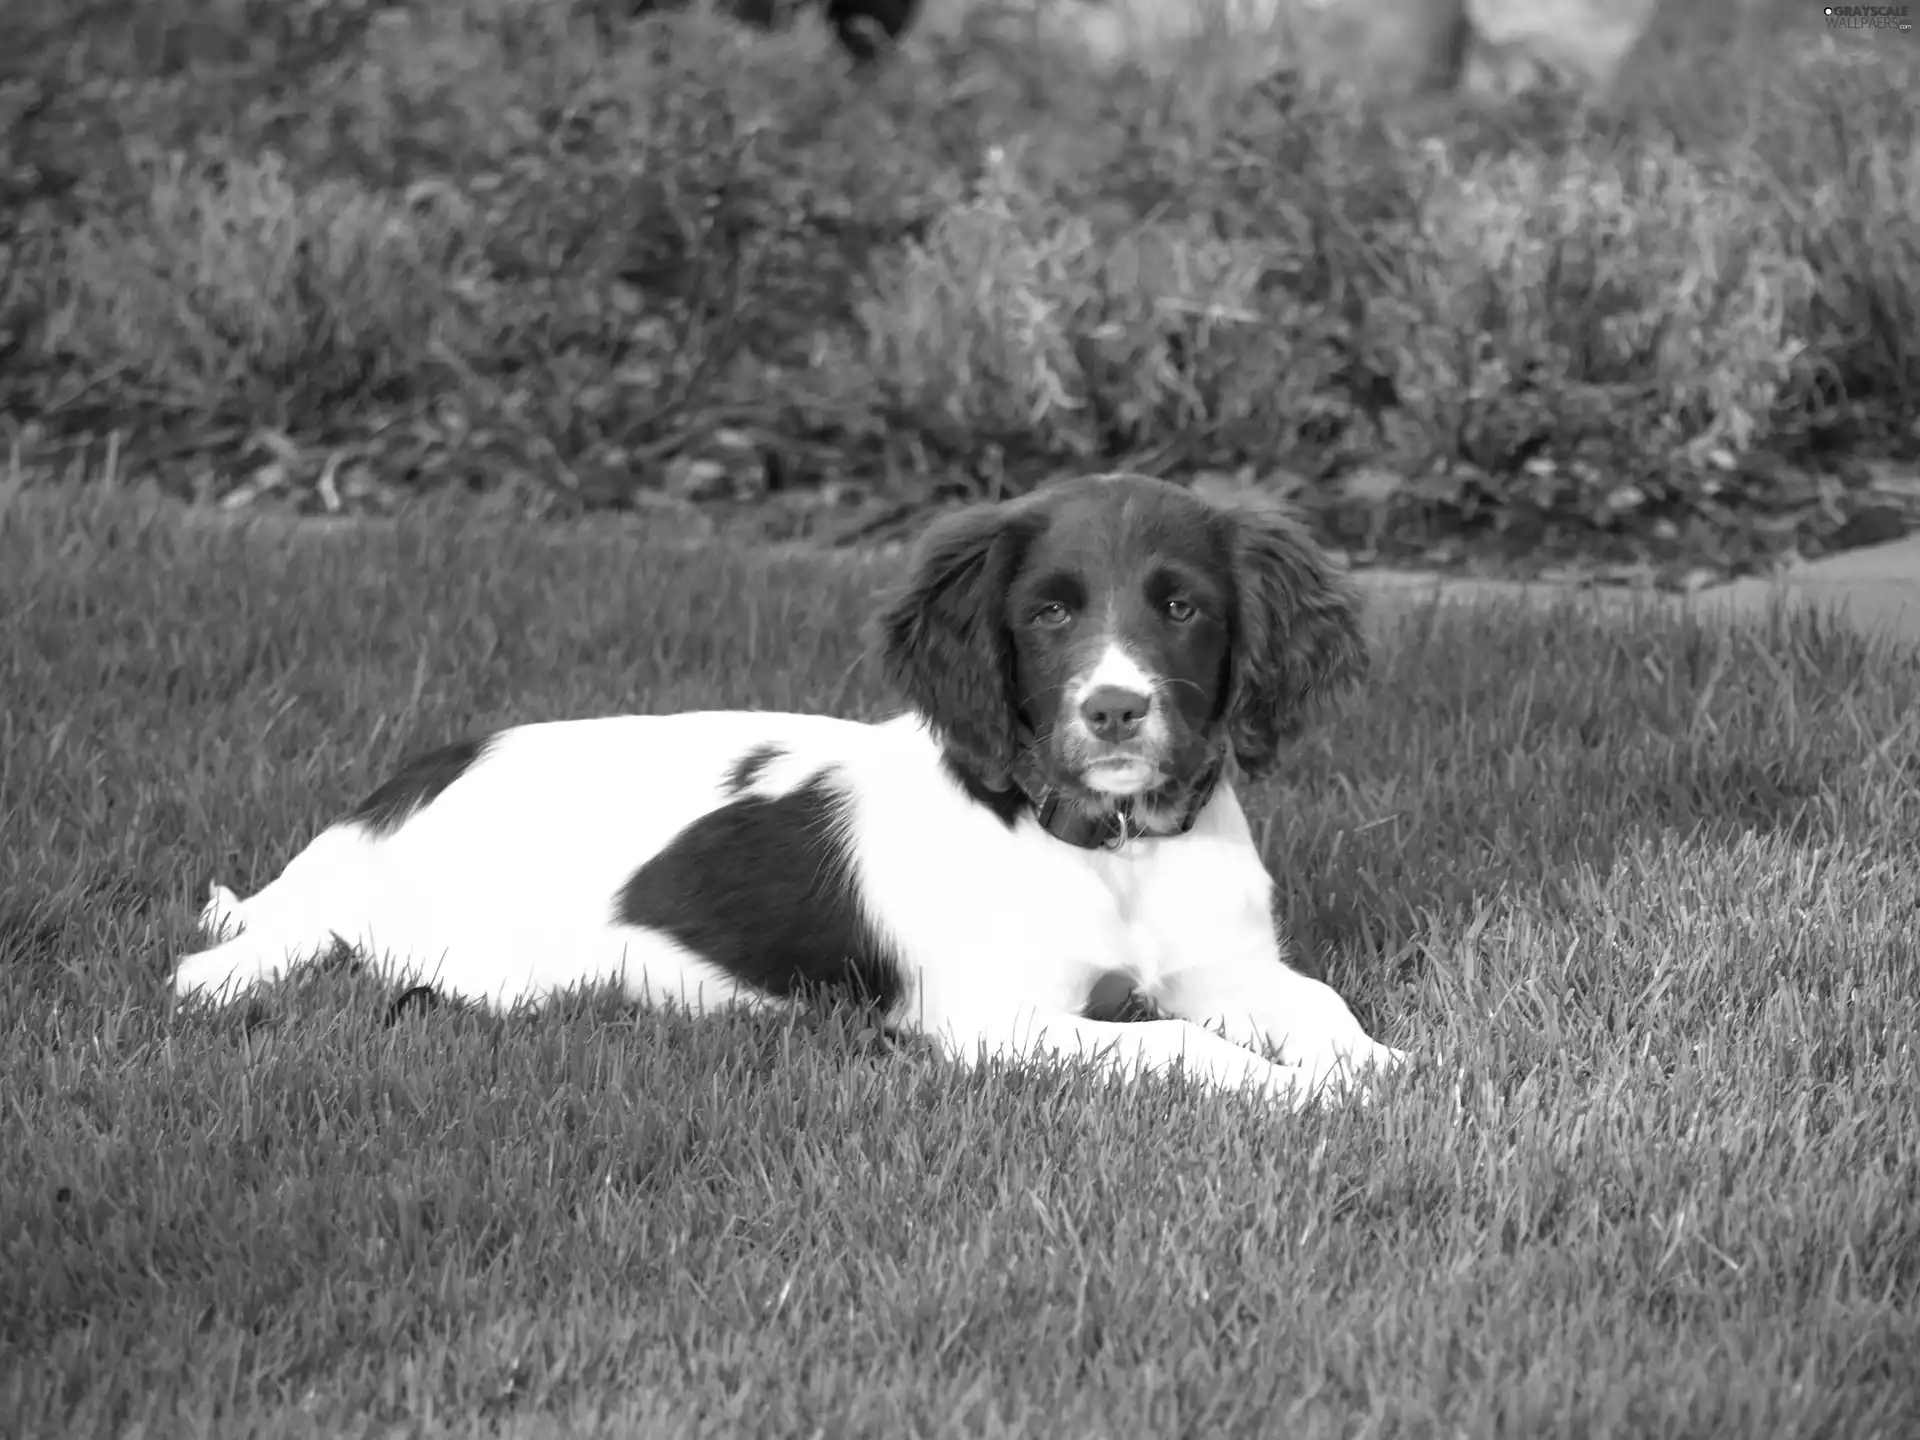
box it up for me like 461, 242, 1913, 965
877, 502, 1032, 787
1215, 494, 1368, 781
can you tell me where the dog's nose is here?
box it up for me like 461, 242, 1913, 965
1080, 684, 1151, 742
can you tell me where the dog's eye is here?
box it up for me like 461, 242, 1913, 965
1033, 602, 1072, 628
1164, 598, 1197, 624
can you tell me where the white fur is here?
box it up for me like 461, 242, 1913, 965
173, 711, 1404, 1110
1073, 641, 1158, 706
1070, 641, 1171, 795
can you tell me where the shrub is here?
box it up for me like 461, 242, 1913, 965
52, 151, 481, 425
1746, 45, 1920, 454
863, 142, 1347, 482
1402, 140, 1817, 466
5, 0, 1917, 570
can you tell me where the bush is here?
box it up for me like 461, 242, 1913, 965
1402, 139, 1817, 462
5, 0, 1917, 570
54, 151, 481, 424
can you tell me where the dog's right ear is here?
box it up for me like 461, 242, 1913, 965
877, 502, 1032, 787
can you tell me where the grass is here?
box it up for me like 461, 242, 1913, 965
4, 0, 1918, 575
3, 482, 1918, 1436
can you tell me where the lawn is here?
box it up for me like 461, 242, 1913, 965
3, 481, 1917, 1437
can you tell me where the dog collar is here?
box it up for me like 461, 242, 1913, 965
1013, 753, 1225, 852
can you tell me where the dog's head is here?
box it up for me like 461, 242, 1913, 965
878, 473, 1367, 832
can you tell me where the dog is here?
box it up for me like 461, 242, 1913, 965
172, 472, 1405, 1109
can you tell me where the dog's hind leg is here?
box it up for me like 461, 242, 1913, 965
171, 825, 379, 1005
171, 924, 312, 1005
199, 882, 244, 940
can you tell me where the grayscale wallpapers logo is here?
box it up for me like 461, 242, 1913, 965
1824, 4, 1914, 28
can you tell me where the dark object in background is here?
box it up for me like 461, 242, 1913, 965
619, 0, 922, 61
823, 0, 922, 60
385, 984, 444, 1026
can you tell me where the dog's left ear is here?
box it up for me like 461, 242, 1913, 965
1215, 494, 1369, 780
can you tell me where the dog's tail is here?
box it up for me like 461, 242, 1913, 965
199, 881, 246, 941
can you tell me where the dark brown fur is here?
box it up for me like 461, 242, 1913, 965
877, 474, 1367, 793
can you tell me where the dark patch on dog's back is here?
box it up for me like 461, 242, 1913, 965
615, 769, 903, 1011
348, 737, 492, 838
723, 742, 786, 798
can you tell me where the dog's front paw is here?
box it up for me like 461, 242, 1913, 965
1359, 1039, 1409, 1075
1274, 1036, 1413, 1113
1298, 1038, 1407, 1107
1245, 1057, 1320, 1113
